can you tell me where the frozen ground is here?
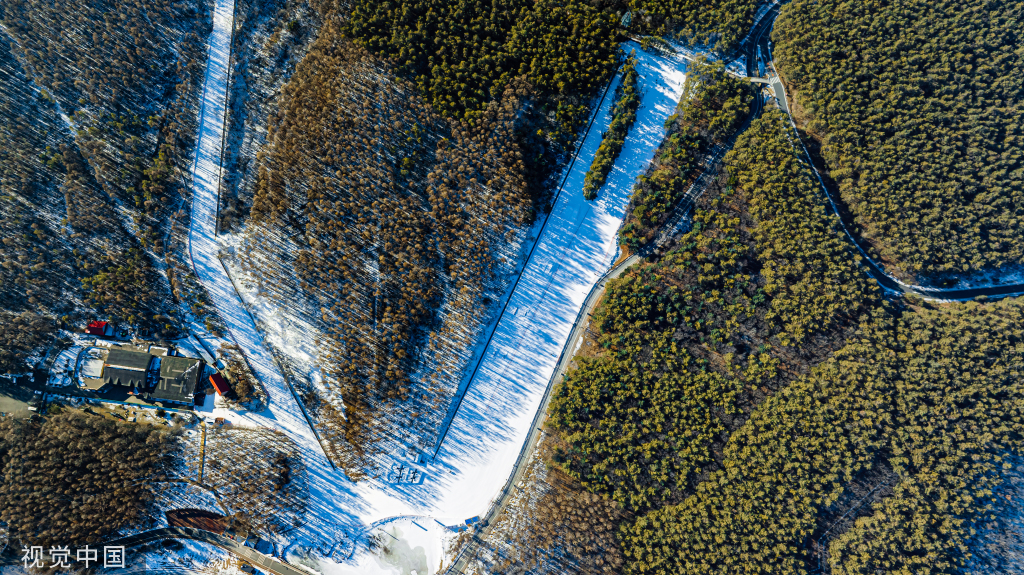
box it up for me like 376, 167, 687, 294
185, 0, 687, 566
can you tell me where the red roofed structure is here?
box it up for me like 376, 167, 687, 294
210, 373, 230, 395
86, 321, 114, 337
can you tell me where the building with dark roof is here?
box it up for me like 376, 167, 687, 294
100, 349, 152, 390
104, 349, 153, 372
209, 373, 230, 395
151, 356, 203, 405
101, 367, 147, 389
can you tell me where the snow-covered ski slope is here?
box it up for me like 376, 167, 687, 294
187, 7, 686, 567
186, 0, 364, 554
426, 45, 688, 517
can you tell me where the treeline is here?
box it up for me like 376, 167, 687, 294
344, 0, 620, 119
0, 412, 178, 547
773, 0, 1024, 280
626, 0, 758, 51
549, 110, 877, 513
620, 58, 751, 248
244, 25, 533, 476
582, 53, 640, 200
623, 296, 1024, 575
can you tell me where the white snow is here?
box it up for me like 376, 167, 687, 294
151, 481, 226, 524
47, 346, 81, 387
422, 43, 687, 521
186, 0, 687, 565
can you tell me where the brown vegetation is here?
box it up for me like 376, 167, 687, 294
241, 22, 533, 476
203, 427, 308, 534
0, 411, 178, 547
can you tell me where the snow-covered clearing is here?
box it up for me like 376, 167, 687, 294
187, 0, 686, 565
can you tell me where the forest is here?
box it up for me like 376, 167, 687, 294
243, 20, 534, 475
619, 58, 752, 248
537, 104, 1024, 575
476, 447, 628, 575
773, 0, 1024, 280
0, 312, 53, 373
0, 0, 212, 364
582, 53, 640, 200
627, 0, 758, 50
344, 0, 620, 119
622, 296, 1024, 575
0, 28, 179, 368
0, 0, 210, 229
0, 412, 178, 547
344, 0, 759, 121
548, 110, 877, 514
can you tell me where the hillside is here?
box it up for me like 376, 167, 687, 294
773, 0, 1024, 281
624, 296, 1024, 575
500, 100, 1024, 575
549, 109, 876, 514
238, 19, 535, 474
620, 58, 753, 248
1, 0, 212, 245
0, 30, 171, 366
0, 0, 219, 362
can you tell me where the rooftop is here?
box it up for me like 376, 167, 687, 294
104, 349, 153, 372
151, 356, 203, 404
100, 367, 147, 389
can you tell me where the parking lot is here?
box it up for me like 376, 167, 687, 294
0, 375, 37, 418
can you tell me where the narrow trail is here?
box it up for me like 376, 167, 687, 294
183, 0, 364, 559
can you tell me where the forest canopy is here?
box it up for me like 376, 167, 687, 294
773, 0, 1024, 280
622, 296, 1024, 575
344, 0, 761, 119
627, 0, 758, 51
0, 412, 178, 547
344, 0, 619, 118
549, 110, 876, 514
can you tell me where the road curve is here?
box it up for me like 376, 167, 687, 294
759, 3, 1024, 301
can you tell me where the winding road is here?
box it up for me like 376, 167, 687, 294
756, 2, 1024, 301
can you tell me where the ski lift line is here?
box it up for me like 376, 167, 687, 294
429, 60, 626, 460
182, 0, 337, 468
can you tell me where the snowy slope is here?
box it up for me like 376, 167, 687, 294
186, 0, 366, 552
423, 44, 688, 519
187, 3, 687, 566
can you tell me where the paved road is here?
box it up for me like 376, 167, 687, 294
440, 50, 762, 575
757, 4, 1024, 300
106, 527, 304, 575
